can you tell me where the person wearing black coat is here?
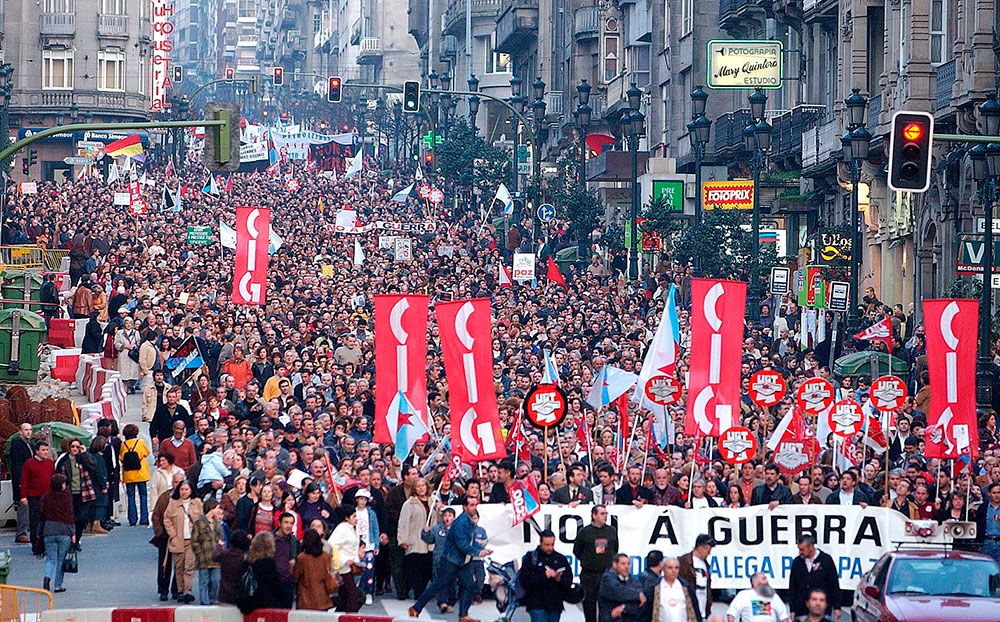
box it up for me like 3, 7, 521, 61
787, 536, 841, 618
598, 554, 645, 622
9, 423, 34, 542
81, 311, 103, 354
518, 531, 573, 617
237, 532, 285, 614
215, 530, 251, 606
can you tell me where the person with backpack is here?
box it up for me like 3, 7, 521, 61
119, 424, 151, 526
518, 530, 573, 622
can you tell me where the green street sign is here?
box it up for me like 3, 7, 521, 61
187, 225, 213, 245
652, 180, 685, 212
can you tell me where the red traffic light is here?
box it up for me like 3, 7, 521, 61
225, 68, 234, 80
272, 66, 284, 86
327, 76, 343, 103
902, 123, 923, 141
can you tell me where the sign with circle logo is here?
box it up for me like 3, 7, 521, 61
828, 399, 865, 438
795, 378, 834, 415
748, 370, 786, 407
870, 375, 907, 413
644, 375, 682, 406
718, 426, 758, 464
523, 383, 568, 428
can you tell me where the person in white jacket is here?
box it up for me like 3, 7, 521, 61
328, 505, 363, 613
148, 453, 185, 506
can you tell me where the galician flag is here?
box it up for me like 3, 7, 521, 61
541, 350, 560, 385
345, 151, 363, 179
586, 364, 638, 410
389, 391, 428, 461
353, 238, 365, 267
634, 284, 681, 410
202, 174, 220, 197
493, 183, 514, 216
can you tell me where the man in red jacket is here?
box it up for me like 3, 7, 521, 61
159, 421, 198, 471
20, 440, 55, 556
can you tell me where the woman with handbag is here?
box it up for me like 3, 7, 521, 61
292, 528, 340, 610
114, 317, 142, 393
164, 480, 204, 604
328, 504, 364, 613
40, 473, 75, 593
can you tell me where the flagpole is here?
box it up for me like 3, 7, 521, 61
543, 426, 550, 484
624, 406, 640, 468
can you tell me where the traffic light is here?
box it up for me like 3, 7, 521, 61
273, 66, 284, 86
21, 157, 28, 176
204, 101, 242, 173
423, 152, 434, 168
173, 66, 184, 83
327, 76, 342, 103
402, 80, 420, 113
888, 110, 934, 193
225, 67, 234, 81
29, 149, 37, 168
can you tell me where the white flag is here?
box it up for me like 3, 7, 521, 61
353, 239, 365, 267
494, 183, 513, 216
345, 151, 363, 178
106, 162, 120, 185
219, 220, 237, 249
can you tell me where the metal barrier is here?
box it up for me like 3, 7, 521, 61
0, 584, 54, 622
0, 246, 67, 272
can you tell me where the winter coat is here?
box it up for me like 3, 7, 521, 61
191, 514, 223, 569
292, 551, 338, 610
114, 328, 141, 380
397, 495, 435, 555
164, 497, 204, 554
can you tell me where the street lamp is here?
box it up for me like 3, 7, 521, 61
0, 64, 15, 175
357, 96, 368, 158
974, 97, 1000, 407
842, 89, 871, 328
688, 86, 711, 227
744, 88, 771, 320
467, 74, 480, 127
626, 83, 645, 281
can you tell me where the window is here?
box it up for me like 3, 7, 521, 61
628, 45, 650, 88
483, 34, 509, 74
237, 0, 254, 19
43, 0, 73, 12
681, 0, 693, 37
602, 35, 619, 82
101, 0, 125, 14
313, 12, 321, 32
139, 58, 147, 95
930, 0, 947, 64
42, 50, 74, 89
98, 51, 126, 91
663, 0, 670, 47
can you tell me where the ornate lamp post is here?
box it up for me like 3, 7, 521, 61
576, 79, 592, 188
626, 83, 645, 281
843, 88, 872, 328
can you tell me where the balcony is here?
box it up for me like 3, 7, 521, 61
544, 91, 563, 117
713, 109, 754, 160
801, 119, 842, 174
803, 0, 837, 23
443, 0, 503, 38
357, 37, 382, 64
139, 17, 151, 43
769, 105, 823, 166
573, 6, 601, 42
867, 93, 882, 131
718, 0, 766, 35
39, 13, 75, 36
495, 0, 539, 55
408, 0, 429, 46
97, 14, 129, 39
314, 25, 333, 50
13, 89, 149, 120
935, 59, 956, 111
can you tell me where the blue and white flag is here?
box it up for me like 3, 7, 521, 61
389, 391, 428, 461
391, 182, 414, 203
345, 151, 363, 179
586, 364, 638, 410
541, 349, 560, 385
494, 183, 513, 216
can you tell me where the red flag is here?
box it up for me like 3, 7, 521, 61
438, 299, 506, 463
225, 174, 234, 192
923, 299, 980, 459
373, 295, 430, 443
617, 393, 629, 470
685, 279, 747, 437
853, 315, 893, 350
547, 256, 567, 290
231, 206, 269, 305
499, 263, 513, 288
575, 414, 591, 453
506, 476, 541, 527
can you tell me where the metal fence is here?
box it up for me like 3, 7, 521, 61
0, 584, 54, 622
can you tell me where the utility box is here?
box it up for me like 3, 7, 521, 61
1, 269, 44, 312
0, 309, 47, 383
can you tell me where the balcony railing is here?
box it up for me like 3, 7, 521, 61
801, 119, 841, 169
495, 0, 539, 54
358, 37, 381, 64
360, 37, 380, 53
39, 13, 75, 36
867, 93, 882, 131
935, 59, 956, 111
573, 6, 601, 41
443, 0, 504, 36
544, 91, 563, 117
713, 109, 754, 156
770, 105, 823, 158
98, 14, 129, 38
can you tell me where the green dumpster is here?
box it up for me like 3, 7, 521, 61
0, 309, 48, 383
0, 549, 11, 584
1, 269, 44, 312
833, 351, 909, 380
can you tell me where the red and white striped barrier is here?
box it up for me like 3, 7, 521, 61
42, 608, 419, 622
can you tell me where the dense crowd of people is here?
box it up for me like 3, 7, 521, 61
3, 149, 1000, 622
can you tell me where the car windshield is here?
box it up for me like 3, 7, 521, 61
886, 557, 1000, 597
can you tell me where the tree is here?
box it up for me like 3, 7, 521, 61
669, 210, 779, 284
434, 120, 510, 201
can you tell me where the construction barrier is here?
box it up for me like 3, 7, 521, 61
0, 584, 53, 622
41, 609, 418, 622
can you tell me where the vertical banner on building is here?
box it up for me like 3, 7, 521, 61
231, 206, 269, 305
438, 299, 507, 463
373, 294, 430, 443
923, 299, 980, 459
685, 279, 747, 437
150, 0, 175, 112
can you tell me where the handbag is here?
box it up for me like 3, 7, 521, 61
62, 550, 78, 574
128, 346, 140, 363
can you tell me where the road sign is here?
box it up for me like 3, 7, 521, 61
537, 203, 555, 222
63, 156, 93, 165
707, 40, 782, 89
516, 144, 531, 174
769, 267, 790, 295
956, 235, 1000, 274
827, 281, 850, 312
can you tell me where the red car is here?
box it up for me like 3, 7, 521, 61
853, 548, 1000, 622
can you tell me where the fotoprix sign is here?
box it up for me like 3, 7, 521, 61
703, 180, 754, 210
707, 40, 783, 89
478, 505, 948, 590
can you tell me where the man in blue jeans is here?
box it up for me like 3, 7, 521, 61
518, 530, 573, 622
408, 496, 491, 622
976, 482, 1000, 563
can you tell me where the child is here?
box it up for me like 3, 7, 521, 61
353, 489, 380, 606
421, 507, 457, 613
191, 498, 225, 605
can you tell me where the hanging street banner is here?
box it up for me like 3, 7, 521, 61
186, 226, 213, 245
707, 40, 783, 89
477, 504, 949, 590
651, 180, 685, 212
703, 180, 754, 210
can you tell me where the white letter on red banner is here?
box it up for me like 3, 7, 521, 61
231, 206, 269, 305
923, 299, 980, 459
685, 278, 747, 437
437, 299, 506, 463
373, 294, 430, 443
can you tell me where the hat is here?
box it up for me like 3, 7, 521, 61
354, 488, 371, 499
118, 307, 129, 314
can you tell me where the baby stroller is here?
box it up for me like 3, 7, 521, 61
486, 558, 518, 622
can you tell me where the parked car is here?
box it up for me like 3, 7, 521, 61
854, 548, 1000, 622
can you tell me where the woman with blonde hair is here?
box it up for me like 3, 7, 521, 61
397, 477, 437, 598
163, 480, 203, 603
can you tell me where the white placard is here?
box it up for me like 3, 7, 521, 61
393, 237, 412, 262
512, 253, 536, 281
113, 192, 131, 206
